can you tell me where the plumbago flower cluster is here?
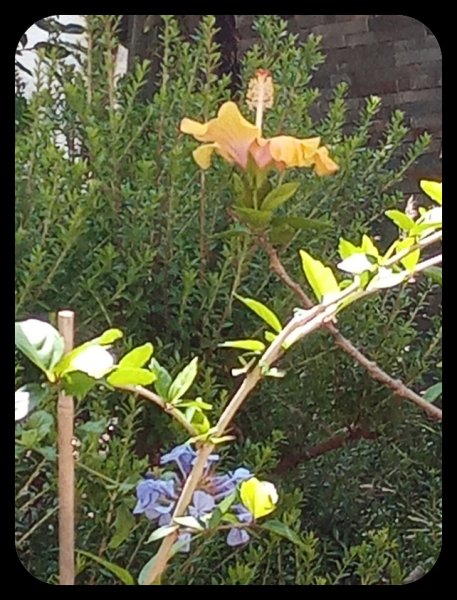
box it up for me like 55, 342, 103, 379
134, 443, 278, 550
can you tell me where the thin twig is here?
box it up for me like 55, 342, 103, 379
120, 385, 197, 436
259, 237, 442, 421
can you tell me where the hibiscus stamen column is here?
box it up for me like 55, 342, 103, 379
246, 69, 274, 134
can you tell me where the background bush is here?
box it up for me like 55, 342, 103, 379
15, 15, 441, 584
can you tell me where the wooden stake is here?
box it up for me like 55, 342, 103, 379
57, 310, 75, 585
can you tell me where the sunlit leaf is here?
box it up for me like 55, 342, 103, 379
219, 339, 266, 353
15, 319, 64, 380
300, 250, 340, 302
173, 516, 204, 530
338, 238, 359, 260
119, 343, 153, 369
420, 180, 442, 205
15, 384, 47, 421
147, 524, 179, 543
235, 294, 282, 333
337, 253, 374, 274
385, 209, 415, 232
107, 367, 156, 386
168, 357, 199, 403
149, 359, 172, 399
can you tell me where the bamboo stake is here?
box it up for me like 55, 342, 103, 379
57, 310, 75, 585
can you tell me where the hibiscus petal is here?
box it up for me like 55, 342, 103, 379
313, 146, 339, 176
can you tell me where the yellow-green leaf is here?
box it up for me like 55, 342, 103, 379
235, 294, 282, 333
385, 209, 415, 232
107, 367, 156, 386
219, 339, 266, 353
420, 180, 442, 205
338, 238, 359, 260
299, 250, 340, 302
168, 357, 199, 403
119, 343, 153, 369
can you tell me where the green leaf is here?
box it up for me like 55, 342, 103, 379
108, 504, 137, 549
107, 367, 156, 386
218, 490, 237, 515
265, 367, 286, 378
56, 345, 114, 380
15, 320, 64, 379
261, 182, 300, 211
234, 207, 272, 229
138, 554, 159, 585
424, 266, 442, 285
338, 238, 359, 260
361, 235, 380, 258
234, 294, 282, 333
269, 224, 296, 245
149, 359, 172, 399
24, 410, 54, 442
423, 382, 442, 403
385, 209, 415, 232
174, 398, 213, 410
271, 215, 332, 231
173, 516, 204, 530
54, 329, 122, 377
260, 520, 305, 548
367, 267, 406, 291
420, 180, 442, 205
186, 407, 211, 434
232, 172, 251, 207
62, 371, 97, 400
402, 250, 420, 273
299, 250, 340, 302
219, 339, 266, 353
394, 238, 420, 272
119, 343, 153, 368
15, 384, 47, 421
168, 357, 199, 403
264, 331, 277, 343
96, 328, 123, 345
77, 550, 135, 585
147, 524, 179, 543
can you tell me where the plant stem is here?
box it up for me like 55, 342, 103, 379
121, 385, 197, 436
259, 236, 442, 421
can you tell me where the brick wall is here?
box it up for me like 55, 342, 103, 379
236, 15, 442, 190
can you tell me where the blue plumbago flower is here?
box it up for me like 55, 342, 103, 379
134, 477, 177, 521
211, 467, 252, 500
160, 443, 197, 477
135, 443, 259, 549
227, 527, 250, 547
226, 504, 253, 547
188, 490, 215, 519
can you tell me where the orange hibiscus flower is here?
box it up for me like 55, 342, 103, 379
180, 101, 339, 176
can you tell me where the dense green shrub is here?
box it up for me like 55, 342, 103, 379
15, 15, 441, 584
